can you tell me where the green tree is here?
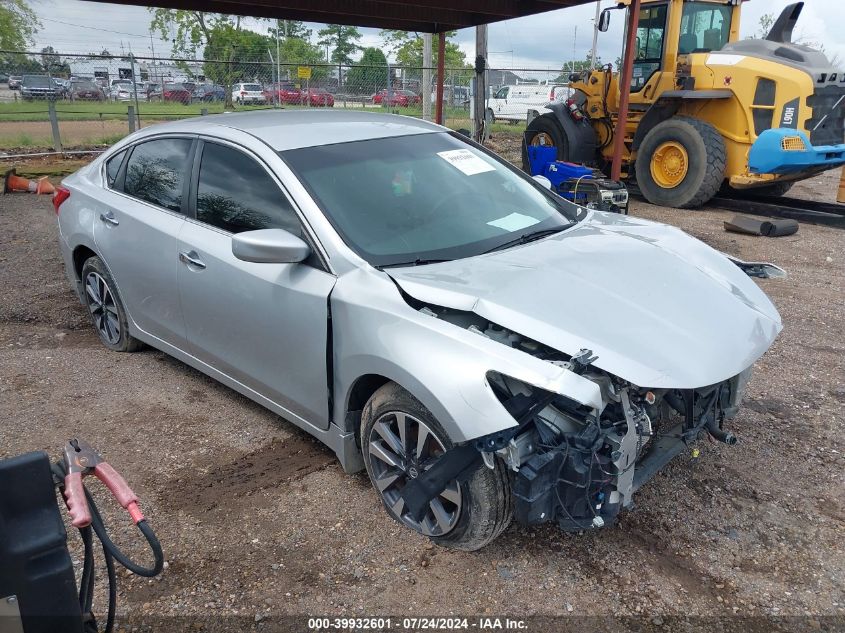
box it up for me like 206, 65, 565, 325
0, 0, 38, 50
150, 10, 253, 106
267, 19, 311, 41
277, 36, 328, 82
317, 24, 362, 64
379, 30, 468, 69
345, 47, 387, 95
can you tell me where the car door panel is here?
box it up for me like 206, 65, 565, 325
93, 138, 194, 348
177, 221, 336, 427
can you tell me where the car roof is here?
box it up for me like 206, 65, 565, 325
132, 109, 444, 152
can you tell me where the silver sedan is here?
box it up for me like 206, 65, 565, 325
54, 110, 781, 550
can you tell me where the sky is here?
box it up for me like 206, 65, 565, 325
26, 0, 845, 72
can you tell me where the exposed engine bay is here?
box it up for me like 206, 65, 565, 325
402, 304, 751, 532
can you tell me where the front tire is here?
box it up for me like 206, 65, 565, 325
635, 116, 726, 209
81, 256, 142, 353
522, 113, 569, 172
361, 382, 512, 551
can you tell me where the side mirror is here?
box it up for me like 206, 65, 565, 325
232, 228, 310, 264
532, 175, 553, 190
598, 8, 611, 32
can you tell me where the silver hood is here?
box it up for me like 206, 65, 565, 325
387, 211, 782, 389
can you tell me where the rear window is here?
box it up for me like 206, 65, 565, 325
124, 138, 192, 212
105, 149, 127, 188
244, 84, 262, 91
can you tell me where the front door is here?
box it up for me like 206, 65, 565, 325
177, 140, 335, 428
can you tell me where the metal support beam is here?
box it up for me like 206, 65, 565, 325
610, 0, 640, 182
422, 32, 432, 121
435, 31, 446, 125
473, 24, 488, 142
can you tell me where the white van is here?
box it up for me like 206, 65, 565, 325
487, 83, 570, 123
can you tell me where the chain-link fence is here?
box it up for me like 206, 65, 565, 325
0, 50, 569, 152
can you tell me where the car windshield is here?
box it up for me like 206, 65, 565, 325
283, 132, 584, 267
23, 76, 51, 87
167, 84, 185, 90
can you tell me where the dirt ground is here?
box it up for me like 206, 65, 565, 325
0, 152, 843, 632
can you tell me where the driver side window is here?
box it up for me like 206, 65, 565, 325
195, 142, 302, 237
494, 87, 509, 100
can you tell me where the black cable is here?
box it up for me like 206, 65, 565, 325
52, 460, 163, 633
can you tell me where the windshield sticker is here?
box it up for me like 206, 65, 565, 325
487, 212, 540, 232
437, 149, 495, 176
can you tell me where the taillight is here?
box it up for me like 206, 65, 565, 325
53, 186, 70, 214
240, 90, 246, 96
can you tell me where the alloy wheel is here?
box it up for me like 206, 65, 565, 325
85, 271, 120, 345
367, 411, 462, 537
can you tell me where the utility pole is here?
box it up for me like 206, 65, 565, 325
275, 19, 281, 103
474, 24, 488, 142
590, 1, 601, 68
422, 33, 432, 121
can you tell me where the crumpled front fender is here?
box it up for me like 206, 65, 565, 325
331, 269, 603, 444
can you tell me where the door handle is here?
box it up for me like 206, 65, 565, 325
179, 250, 206, 269
99, 211, 119, 226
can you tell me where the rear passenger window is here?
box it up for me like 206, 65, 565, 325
195, 142, 301, 235
105, 149, 126, 188
124, 138, 192, 212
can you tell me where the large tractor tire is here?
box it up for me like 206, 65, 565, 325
635, 116, 726, 209
522, 114, 569, 173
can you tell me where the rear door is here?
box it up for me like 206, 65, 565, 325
93, 136, 194, 349
177, 139, 336, 427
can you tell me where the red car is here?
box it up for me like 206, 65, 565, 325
372, 89, 421, 107
150, 83, 192, 104
304, 88, 334, 107
263, 82, 303, 105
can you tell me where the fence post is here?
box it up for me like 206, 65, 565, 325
201, 108, 208, 116
48, 101, 62, 153
128, 106, 136, 133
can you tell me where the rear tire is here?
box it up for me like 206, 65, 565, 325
635, 116, 726, 209
81, 256, 143, 353
360, 382, 512, 551
522, 113, 569, 173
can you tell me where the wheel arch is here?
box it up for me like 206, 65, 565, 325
632, 91, 734, 151
72, 243, 98, 282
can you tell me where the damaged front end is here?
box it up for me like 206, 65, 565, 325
401, 313, 751, 532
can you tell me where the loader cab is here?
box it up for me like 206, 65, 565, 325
616, 0, 741, 102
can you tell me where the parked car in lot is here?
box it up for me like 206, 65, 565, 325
303, 88, 334, 107
487, 83, 570, 123
232, 82, 266, 105
262, 82, 302, 105
70, 79, 106, 101
0, 73, 8, 83
372, 88, 421, 107
192, 84, 226, 102
8, 76, 21, 89
148, 83, 192, 104
54, 110, 782, 550
21, 75, 63, 100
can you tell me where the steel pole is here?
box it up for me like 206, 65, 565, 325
422, 33, 432, 121
590, 1, 601, 68
610, 0, 641, 182
435, 32, 446, 125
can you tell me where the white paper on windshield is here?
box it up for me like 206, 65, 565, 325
437, 149, 495, 176
487, 212, 539, 232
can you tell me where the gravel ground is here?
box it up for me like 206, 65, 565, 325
0, 155, 843, 632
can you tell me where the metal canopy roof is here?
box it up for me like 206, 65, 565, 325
96, 0, 592, 33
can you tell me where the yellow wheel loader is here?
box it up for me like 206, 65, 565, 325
523, 0, 845, 208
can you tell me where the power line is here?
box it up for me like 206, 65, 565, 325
38, 16, 151, 38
